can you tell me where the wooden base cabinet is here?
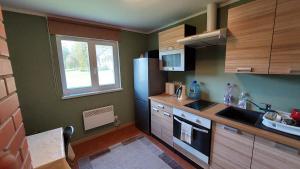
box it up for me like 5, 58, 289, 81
210, 123, 300, 169
150, 101, 173, 147
210, 124, 254, 169
251, 136, 300, 169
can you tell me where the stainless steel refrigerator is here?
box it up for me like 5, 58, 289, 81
134, 54, 167, 134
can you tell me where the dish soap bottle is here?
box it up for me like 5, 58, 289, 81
188, 80, 200, 100
237, 92, 249, 109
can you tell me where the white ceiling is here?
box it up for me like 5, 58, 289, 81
0, 0, 232, 33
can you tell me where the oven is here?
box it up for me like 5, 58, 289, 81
173, 108, 212, 165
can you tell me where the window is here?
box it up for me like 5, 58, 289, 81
56, 35, 121, 99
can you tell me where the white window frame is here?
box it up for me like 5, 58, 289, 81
56, 35, 122, 99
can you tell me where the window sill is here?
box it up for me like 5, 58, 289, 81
61, 88, 123, 100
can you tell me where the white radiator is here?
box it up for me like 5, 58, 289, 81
83, 105, 115, 130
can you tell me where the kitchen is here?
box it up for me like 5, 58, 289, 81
135, 0, 300, 169
0, 0, 299, 169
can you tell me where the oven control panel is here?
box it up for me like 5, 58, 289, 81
173, 108, 211, 129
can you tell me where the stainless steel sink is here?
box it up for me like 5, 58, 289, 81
216, 106, 263, 126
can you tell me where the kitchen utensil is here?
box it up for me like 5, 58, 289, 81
175, 85, 182, 100
165, 82, 175, 95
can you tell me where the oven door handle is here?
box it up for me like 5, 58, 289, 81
174, 117, 209, 134
193, 127, 209, 133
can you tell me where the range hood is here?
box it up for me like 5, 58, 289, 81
177, 28, 227, 47
177, 3, 227, 48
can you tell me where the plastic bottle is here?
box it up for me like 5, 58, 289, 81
224, 83, 234, 105
188, 81, 200, 100
237, 92, 249, 109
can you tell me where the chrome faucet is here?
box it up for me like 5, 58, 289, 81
246, 100, 277, 113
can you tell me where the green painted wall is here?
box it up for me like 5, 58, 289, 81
4, 11, 148, 140
148, 0, 300, 112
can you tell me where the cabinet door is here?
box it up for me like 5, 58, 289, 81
269, 0, 300, 74
160, 111, 173, 147
225, 0, 276, 74
151, 106, 161, 138
251, 136, 300, 169
159, 25, 185, 52
210, 124, 254, 169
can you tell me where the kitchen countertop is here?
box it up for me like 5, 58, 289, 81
149, 94, 300, 149
27, 128, 69, 169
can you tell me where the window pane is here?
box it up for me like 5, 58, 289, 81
61, 40, 92, 89
96, 45, 115, 85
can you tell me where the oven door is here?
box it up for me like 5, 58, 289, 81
173, 115, 211, 159
159, 49, 184, 71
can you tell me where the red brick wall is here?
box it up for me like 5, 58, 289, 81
0, 6, 32, 169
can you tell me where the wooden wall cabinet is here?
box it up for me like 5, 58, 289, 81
269, 0, 300, 74
226, 0, 300, 75
225, 0, 276, 74
150, 101, 173, 147
159, 24, 195, 52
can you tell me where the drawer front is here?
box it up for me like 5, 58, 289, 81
251, 136, 300, 169
211, 124, 254, 169
151, 100, 173, 113
173, 108, 211, 129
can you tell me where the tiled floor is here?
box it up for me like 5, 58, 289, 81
72, 124, 196, 169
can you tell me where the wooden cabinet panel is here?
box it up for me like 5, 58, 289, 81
225, 0, 276, 74
159, 25, 185, 52
269, 0, 300, 74
150, 101, 173, 147
210, 124, 254, 169
161, 111, 173, 146
151, 100, 172, 113
151, 106, 161, 138
251, 136, 300, 169
161, 128, 173, 146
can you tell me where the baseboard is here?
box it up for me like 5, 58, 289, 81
71, 122, 135, 146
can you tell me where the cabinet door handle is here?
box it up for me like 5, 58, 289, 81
223, 125, 240, 134
152, 108, 159, 112
195, 119, 201, 124
167, 46, 174, 50
157, 104, 164, 109
163, 112, 171, 117
236, 67, 252, 72
273, 142, 300, 155
289, 69, 300, 74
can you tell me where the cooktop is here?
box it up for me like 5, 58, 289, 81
184, 100, 216, 111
